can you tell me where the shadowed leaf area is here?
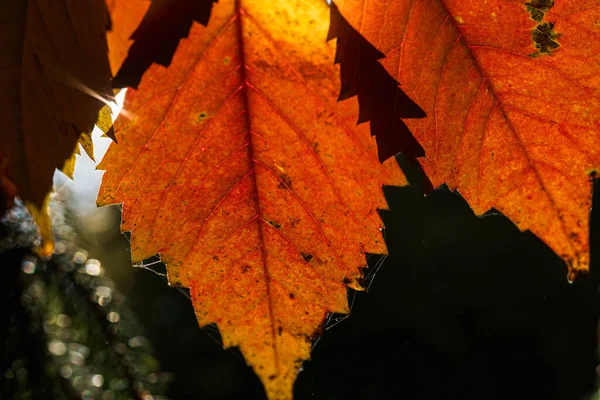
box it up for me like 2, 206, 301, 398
327, 4, 428, 175
0, 0, 113, 255
112, 0, 218, 88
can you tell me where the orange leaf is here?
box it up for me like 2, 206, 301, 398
99, 0, 150, 140
98, 0, 405, 398
335, 0, 600, 279
105, 0, 150, 75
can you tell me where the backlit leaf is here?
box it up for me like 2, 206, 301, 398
104, 0, 150, 75
0, 0, 113, 255
98, 0, 405, 398
335, 0, 600, 279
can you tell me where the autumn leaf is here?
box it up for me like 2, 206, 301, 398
0, 0, 113, 255
91, 0, 151, 140
98, 0, 405, 398
105, 0, 150, 75
334, 0, 600, 279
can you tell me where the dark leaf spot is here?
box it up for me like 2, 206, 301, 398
524, 0, 554, 22
300, 252, 313, 262
196, 111, 208, 124
531, 22, 561, 56
112, 0, 217, 89
278, 173, 292, 189
524, 0, 561, 57
569, 232, 578, 240
267, 220, 281, 229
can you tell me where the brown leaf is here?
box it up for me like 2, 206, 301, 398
0, 0, 113, 254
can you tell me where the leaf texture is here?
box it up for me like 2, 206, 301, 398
335, 0, 600, 279
0, 0, 113, 255
98, 0, 405, 398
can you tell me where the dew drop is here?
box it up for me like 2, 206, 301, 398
95, 286, 112, 306
73, 250, 88, 264
107, 312, 120, 323
21, 258, 36, 274
60, 365, 72, 378
48, 339, 67, 356
56, 314, 72, 328
128, 336, 145, 348
85, 259, 102, 276
91, 374, 104, 387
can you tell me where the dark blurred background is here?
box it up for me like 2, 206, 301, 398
72, 157, 600, 400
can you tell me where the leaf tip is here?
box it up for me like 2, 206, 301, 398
25, 195, 54, 259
